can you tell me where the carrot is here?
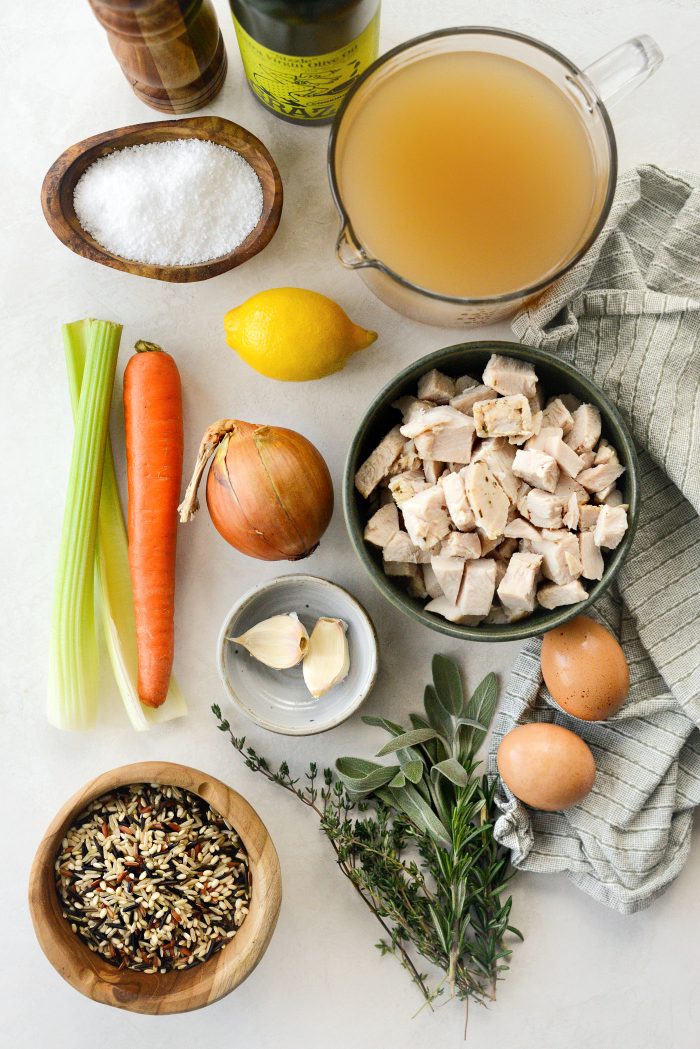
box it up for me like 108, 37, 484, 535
123, 341, 183, 708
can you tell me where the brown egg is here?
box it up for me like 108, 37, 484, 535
541, 615, 629, 721
497, 723, 596, 811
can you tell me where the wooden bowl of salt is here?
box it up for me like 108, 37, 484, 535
40, 117, 283, 282
28, 761, 282, 1013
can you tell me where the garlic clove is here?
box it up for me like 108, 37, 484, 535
231, 613, 309, 669
303, 617, 350, 698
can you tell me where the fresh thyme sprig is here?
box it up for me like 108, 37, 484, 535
212, 655, 521, 1010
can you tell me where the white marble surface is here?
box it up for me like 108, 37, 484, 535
3, 1, 700, 1046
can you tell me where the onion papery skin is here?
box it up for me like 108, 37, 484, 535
206, 421, 334, 560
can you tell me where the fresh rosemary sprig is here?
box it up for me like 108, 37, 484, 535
212, 655, 521, 1010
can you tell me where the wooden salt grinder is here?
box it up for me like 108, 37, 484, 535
87, 0, 228, 114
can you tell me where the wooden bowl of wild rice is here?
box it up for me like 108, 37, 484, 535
28, 762, 281, 1014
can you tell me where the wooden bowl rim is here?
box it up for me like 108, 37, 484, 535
40, 116, 283, 283
28, 761, 282, 1014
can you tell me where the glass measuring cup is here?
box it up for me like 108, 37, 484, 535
328, 28, 663, 328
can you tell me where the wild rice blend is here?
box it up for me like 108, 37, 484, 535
54, 783, 251, 973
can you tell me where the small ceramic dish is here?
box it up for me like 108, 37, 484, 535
28, 761, 281, 1014
344, 341, 640, 643
40, 116, 283, 282
217, 574, 378, 735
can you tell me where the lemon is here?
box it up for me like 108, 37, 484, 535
224, 287, 378, 382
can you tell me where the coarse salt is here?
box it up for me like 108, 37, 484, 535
73, 139, 264, 267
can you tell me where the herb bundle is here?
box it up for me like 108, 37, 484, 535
212, 655, 520, 1009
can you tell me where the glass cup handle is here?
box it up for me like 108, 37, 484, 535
582, 35, 664, 108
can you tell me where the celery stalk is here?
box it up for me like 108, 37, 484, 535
63, 321, 186, 730
48, 319, 122, 730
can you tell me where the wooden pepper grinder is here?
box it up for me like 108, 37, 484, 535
88, 0, 228, 113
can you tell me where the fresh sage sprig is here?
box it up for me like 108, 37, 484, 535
212, 655, 521, 1012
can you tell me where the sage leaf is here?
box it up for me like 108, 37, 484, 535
433, 757, 470, 787
424, 684, 452, 741
466, 672, 499, 731
389, 769, 406, 788
402, 759, 424, 784
362, 715, 404, 736
432, 654, 464, 716
335, 757, 400, 795
376, 727, 438, 756
385, 783, 451, 848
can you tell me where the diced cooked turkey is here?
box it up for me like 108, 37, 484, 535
594, 505, 629, 550
563, 493, 580, 531
473, 395, 532, 439
441, 470, 476, 531
364, 503, 400, 548
509, 409, 543, 446
430, 555, 465, 603
594, 438, 619, 466
401, 485, 451, 551
512, 448, 559, 493
504, 517, 541, 542
388, 470, 429, 505
406, 572, 428, 600
401, 404, 465, 440
422, 563, 443, 599
497, 551, 543, 615
412, 412, 476, 463
478, 531, 501, 556
463, 462, 510, 539
457, 558, 497, 616
387, 438, 422, 477
529, 383, 545, 413
472, 438, 519, 501
554, 475, 589, 505
537, 580, 588, 609
384, 560, 419, 579
525, 534, 580, 585
392, 396, 432, 424
417, 368, 455, 404
566, 404, 602, 453
442, 469, 476, 528
441, 531, 481, 560
424, 595, 482, 625
579, 504, 602, 531
492, 558, 509, 589
355, 425, 405, 498
603, 487, 624, 507
527, 426, 584, 478
580, 531, 604, 580
516, 482, 532, 520
424, 460, 445, 485
383, 531, 429, 564
361, 360, 626, 626
542, 397, 574, 434
483, 353, 538, 399
455, 373, 479, 394
577, 461, 625, 493
526, 489, 564, 528
450, 384, 495, 415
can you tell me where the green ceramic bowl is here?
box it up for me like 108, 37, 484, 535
343, 341, 639, 642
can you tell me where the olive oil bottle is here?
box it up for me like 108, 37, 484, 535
229, 0, 380, 124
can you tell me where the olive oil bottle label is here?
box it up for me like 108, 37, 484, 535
233, 11, 380, 122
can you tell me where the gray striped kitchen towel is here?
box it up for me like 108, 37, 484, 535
488, 165, 700, 913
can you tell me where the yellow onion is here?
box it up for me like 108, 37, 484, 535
179, 419, 333, 560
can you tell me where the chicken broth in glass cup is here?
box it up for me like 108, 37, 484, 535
328, 29, 662, 327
